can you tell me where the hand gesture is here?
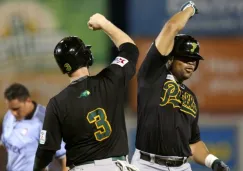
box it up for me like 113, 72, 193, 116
88, 13, 108, 31
180, 1, 199, 17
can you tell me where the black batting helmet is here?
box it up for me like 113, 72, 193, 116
171, 34, 203, 71
54, 36, 94, 74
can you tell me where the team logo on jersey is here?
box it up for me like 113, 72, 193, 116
180, 92, 197, 117
39, 130, 47, 144
160, 80, 197, 117
111, 57, 128, 67
78, 90, 91, 98
160, 81, 181, 108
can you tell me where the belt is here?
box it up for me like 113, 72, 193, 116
140, 151, 187, 167
69, 156, 126, 169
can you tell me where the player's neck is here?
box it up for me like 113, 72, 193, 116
69, 67, 89, 83
24, 101, 35, 118
169, 71, 184, 84
175, 77, 183, 84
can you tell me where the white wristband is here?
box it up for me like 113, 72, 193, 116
205, 154, 218, 168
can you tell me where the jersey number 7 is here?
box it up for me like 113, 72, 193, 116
86, 108, 112, 141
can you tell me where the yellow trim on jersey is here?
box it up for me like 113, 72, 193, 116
160, 80, 181, 108
160, 80, 198, 117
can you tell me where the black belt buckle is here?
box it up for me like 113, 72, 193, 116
166, 158, 186, 167
165, 160, 179, 167
165, 160, 171, 167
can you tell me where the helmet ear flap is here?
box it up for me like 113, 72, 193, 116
74, 45, 93, 67
88, 56, 93, 66
83, 47, 93, 67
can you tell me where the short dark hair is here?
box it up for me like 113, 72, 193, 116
4, 83, 30, 101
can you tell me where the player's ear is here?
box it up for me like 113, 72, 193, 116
25, 97, 32, 103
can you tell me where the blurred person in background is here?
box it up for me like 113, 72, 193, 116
0, 83, 68, 171
131, 1, 229, 171
33, 13, 139, 171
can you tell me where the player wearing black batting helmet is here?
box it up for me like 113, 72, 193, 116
33, 13, 140, 171
169, 34, 203, 71
54, 36, 93, 74
131, 1, 229, 171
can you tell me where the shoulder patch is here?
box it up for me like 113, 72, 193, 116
39, 130, 47, 144
111, 57, 128, 67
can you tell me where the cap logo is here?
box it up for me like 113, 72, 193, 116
64, 63, 72, 72
190, 42, 197, 53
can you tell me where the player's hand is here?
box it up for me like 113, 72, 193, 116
180, 1, 198, 17
212, 160, 230, 171
115, 160, 139, 171
88, 13, 108, 31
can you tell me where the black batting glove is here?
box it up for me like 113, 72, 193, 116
212, 159, 230, 171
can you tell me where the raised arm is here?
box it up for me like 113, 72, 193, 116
137, 1, 198, 83
88, 13, 135, 47
88, 13, 139, 86
155, 1, 197, 56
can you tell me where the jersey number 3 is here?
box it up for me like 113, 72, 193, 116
87, 108, 112, 141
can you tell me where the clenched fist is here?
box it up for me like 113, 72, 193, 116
180, 1, 198, 17
87, 13, 108, 31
